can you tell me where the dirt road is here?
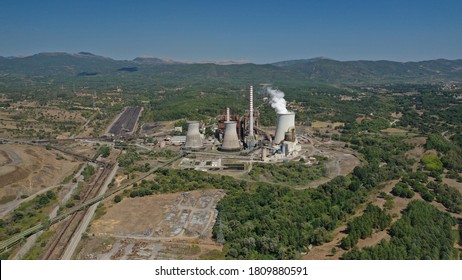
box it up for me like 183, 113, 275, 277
296, 137, 360, 189
0, 146, 22, 166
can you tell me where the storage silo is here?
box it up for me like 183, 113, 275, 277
273, 112, 295, 144
184, 121, 203, 150
219, 121, 241, 152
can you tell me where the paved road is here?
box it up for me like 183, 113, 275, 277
61, 164, 119, 260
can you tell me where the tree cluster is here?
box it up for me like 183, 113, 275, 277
216, 176, 368, 259
0, 191, 56, 242
98, 145, 111, 158
248, 159, 326, 185
81, 164, 95, 181
343, 200, 458, 260
421, 155, 443, 173
118, 149, 141, 168
391, 182, 415, 198
429, 182, 462, 213
340, 204, 392, 250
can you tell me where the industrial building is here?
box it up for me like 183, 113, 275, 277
181, 85, 300, 161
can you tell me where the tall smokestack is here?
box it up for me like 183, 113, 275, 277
249, 85, 255, 148
226, 107, 230, 122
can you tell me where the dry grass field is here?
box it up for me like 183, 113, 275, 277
311, 121, 345, 128
0, 144, 79, 204
0, 101, 92, 139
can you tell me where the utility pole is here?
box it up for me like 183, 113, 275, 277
217, 217, 225, 244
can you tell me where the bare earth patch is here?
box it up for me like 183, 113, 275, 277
0, 144, 79, 200
405, 136, 427, 145
381, 128, 408, 134
304, 179, 402, 259
311, 121, 344, 128
442, 178, 462, 194
77, 189, 226, 259
0, 144, 80, 219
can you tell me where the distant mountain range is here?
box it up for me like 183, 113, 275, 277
1, 52, 461, 84
132, 56, 184, 65
271, 57, 462, 83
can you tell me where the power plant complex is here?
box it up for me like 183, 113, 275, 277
182, 85, 301, 163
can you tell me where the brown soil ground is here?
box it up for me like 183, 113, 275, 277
311, 121, 345, 128
390, 112, 403, 119
298, 145, 361, 189
76, 237, 223, 260
442, 178, 462, 193
404, 137, 427, 171
65, 142, 98, 159
405, 136, 427, 145
381, 128, 408, 134
76, 189, 226, 259
356, 230, 391, 248
0, 150, 13, 165
405, 146, 425, 162
0, 144, 79, 200
355, 116, 368, 124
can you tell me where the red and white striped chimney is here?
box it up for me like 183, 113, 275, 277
250, 86, 253, 112
249, 85, 254, 142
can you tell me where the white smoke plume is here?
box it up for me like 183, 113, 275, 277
267, 87, 289, 114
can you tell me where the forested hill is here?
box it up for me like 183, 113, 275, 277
1, 52, 462, 84
272, 58, 462, 83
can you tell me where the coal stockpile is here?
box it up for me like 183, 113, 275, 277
108, 106, 142, 136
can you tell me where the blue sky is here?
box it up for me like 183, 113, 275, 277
0, 0, 461, 63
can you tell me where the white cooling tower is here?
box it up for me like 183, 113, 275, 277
184, 121, 203, 149
274, 112, 295, 144
219, 121, 241, 152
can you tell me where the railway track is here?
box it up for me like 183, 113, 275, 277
41, 163, 113, 260
0, 153, 184, 255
